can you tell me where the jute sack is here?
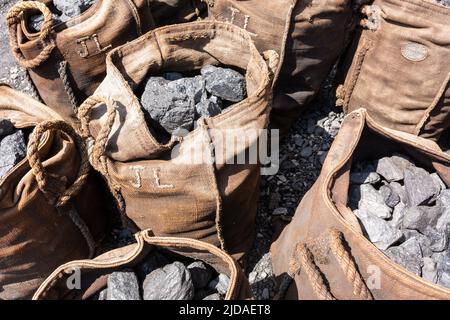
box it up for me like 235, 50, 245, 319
207, 0, 356, 135
0, 85, 108, 300
151, 0, 207, 26
6, 0, 155, 128
77, 21, 275, 262
336, 0, 450, 141
271, 108, 450, 300
33, 230, 252, 300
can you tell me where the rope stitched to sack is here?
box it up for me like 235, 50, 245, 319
27, 120, 96, 257
58, 61, 79, 113
7, 1, 56, 69
287, 228, 373, 300
77, 96, 127, 215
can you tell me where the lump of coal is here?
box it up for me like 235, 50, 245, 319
140, 77, 200, 135
0, 129, 27, 178
201, 65, 246, 102
402, 206, 442, 234
208, 273, 230, 295
404, 166, 440, 206
0, 119, 14, 137
136, 251, 170, 278
354, 209, 402, 250
358, 184, 392, 219
143, 261, 194, 300
375, 154, 413, 182
187, 261, 214, 289
350, 161, 380, 185
385, 237, 423, 276
195, 95, 222, 118
379, 184, 400, 208
107, 271, 140, 300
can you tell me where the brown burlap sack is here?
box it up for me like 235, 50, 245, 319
336, 0, 450, 141
33, 230, 252, 300
151, 0, 207, 26
271, 108, 450, 300
207, 0, 356, 135
76, 21, 275, 263
6, 0, 155, 128
0, 85, 108, 300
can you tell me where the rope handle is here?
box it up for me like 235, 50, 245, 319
77, 96, 118, 174
27, 120, 91, 207
287, 228, 373, 300
7, 1, 56, 69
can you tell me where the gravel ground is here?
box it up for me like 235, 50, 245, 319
0, 0, 344, 300
0, 0, 35, 95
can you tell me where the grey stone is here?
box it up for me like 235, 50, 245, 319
201, 65, 246, 102
389, 201, 406, 230
107, 271, 140, 300
423, 226, 447, 253
208, 273, 230, 295
0, 130, 27, 178
143, 261, 194, 300
136, 251, 170, 277
436, 0, 450, 7
354, 209, 403, 250
141, 76, 203, 135
350, 171, 380, 185
187, 261, 213, 289
358, 184, 392, 219
98, 288, 107, 300
379, 184, 400, 208
272, 207, 288, 216
433, 251, 450, 288
262, 288, 270, 300
163, 72, 184, 81
375, 154, 413, 182
403, 230, 433, 258
195, 95, 222, 118
436, 191, 450, 232
404, 166, 440, 206
385, 237, 423, 276
203, 293, 222, 300
402, 206, 442, 233
431, 173, 447, 192
422, 257, 438, 284
300, 147, 313, 158
0, 119, 14, 137
53, 0, 96, 19
389, 182, 407, 204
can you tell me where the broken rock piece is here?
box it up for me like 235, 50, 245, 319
0, 130, 27, 178
107, 271, 140, 300
354, 209, 402, 250
358, 184, 392, 219
0, 119, 14, 137
201, 65, 246, 102
375, 154, 413, 182
143, 261, 194, 300
385, 237, 423, 276
404, 166, 440, 206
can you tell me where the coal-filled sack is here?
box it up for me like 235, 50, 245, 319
33, 230, 252, 300
0, 85, 108, 300
271, 109, 450, 300
76, 21, 275, 263
207, 0, 357, 135
336, 0, 450, 141
6, 0, 155, 127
